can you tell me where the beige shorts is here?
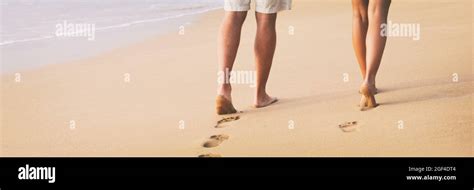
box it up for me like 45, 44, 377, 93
224, 0, 292, 14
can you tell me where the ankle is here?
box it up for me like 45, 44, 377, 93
365, 74, 376, 85
255, 91, 269, 101
218, 85, 232, 98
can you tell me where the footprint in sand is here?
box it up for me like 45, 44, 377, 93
338, 121, 359, 132
215, 116, 240, 128
199, 116, 239, 157
198, 153, 222, 158
202, 134, 230, 148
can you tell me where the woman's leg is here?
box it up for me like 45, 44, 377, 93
254, 12, 278, 108
360, 0, 391, 109
352, 0, 369, 79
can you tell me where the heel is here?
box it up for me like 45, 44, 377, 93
216, 95, 237, 115
360, 85, 378, 109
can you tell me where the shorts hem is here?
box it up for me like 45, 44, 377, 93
255, 6, 291, 14
224, 6, 251, 12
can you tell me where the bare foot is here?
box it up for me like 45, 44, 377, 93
216, 95, 237, 115
359, 82, 378, 111
254, 94, 278, 108
358, 85, 378, 95
358, 96, 368, 107
358, 84, 379, 107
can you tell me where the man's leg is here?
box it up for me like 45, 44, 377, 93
216, 11, 247, 115
254, 12, 278, 108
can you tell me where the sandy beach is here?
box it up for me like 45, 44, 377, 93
1, 0, 472, 157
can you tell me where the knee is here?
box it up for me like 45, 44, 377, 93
368, 0, 391, 16
352, 5, 368, 23
256, 14, 277, 30
225, 12, 248, 25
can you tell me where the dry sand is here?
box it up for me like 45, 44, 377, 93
1, 0, 472, 157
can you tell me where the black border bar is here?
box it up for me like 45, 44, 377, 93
0, 157, 472, 188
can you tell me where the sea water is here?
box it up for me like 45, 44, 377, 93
0, 0, 223, 73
